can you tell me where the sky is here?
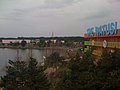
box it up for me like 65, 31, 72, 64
0, 0, 120, 37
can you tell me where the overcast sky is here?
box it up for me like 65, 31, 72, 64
0, 0, 120, 37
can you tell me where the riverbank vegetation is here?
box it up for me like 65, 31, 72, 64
0, 49, 120, 90
0, 37, 86, 49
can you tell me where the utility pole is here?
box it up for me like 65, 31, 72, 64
28, 40, 33, 59
51, 32, 54, 54
16, 46, 19, 60
29, 41, 33, 58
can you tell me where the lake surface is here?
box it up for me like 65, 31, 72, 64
0, 48, 45, 76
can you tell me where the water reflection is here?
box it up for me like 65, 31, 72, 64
0, 48, 45, 76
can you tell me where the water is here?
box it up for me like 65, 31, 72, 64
0, 48, 45, 76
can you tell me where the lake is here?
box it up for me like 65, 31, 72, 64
0, 47, 67, 76
0, 48, 46, 76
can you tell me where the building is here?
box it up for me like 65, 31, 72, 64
2, 40, 31, 44
84, 22, 120, 57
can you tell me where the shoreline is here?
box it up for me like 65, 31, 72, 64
0, 46, 45, 49
0, 46, 71, 50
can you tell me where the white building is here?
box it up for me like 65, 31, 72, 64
2, 40, 31, 44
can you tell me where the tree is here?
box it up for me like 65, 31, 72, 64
83, 50, 94, 61
92, 49, 120, 90
21, 40, 27, 47
0, 80, 4, 89
55, 52, 96, 90
26, 58, 51, 90
96, 50, 120, 90
55, 50, 120, 90
100, 49, 111, 61
100, 49, 120, 71
13, 42, 20, 46
1, 60, 27, 90
45, 52, 64, 68
1, 58, 51, 90
110, 49, 120, 69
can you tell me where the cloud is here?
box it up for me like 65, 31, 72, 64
1, 0, 81, 20
43, 0, 80, 8
0, 0, 120, 37
1, 0, 84, 18
109, 0, 120, 3
81, 10, 110, 21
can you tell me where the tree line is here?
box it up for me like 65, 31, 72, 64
0, 36, 87, 42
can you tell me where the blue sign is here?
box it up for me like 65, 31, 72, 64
87, 28, 94, 36
87, 22, 118, 36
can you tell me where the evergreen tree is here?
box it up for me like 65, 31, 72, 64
1, 60, 27, 90
26, 57, 51, 90
1, 58, 51, 90
83, 50, 94, 61
55, 52, 95, 90
55, 50, 120, 90
45, 52, 63, 68
96, 50, 120, 90
100, 49, 111, 61
21, 40, 27, 47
